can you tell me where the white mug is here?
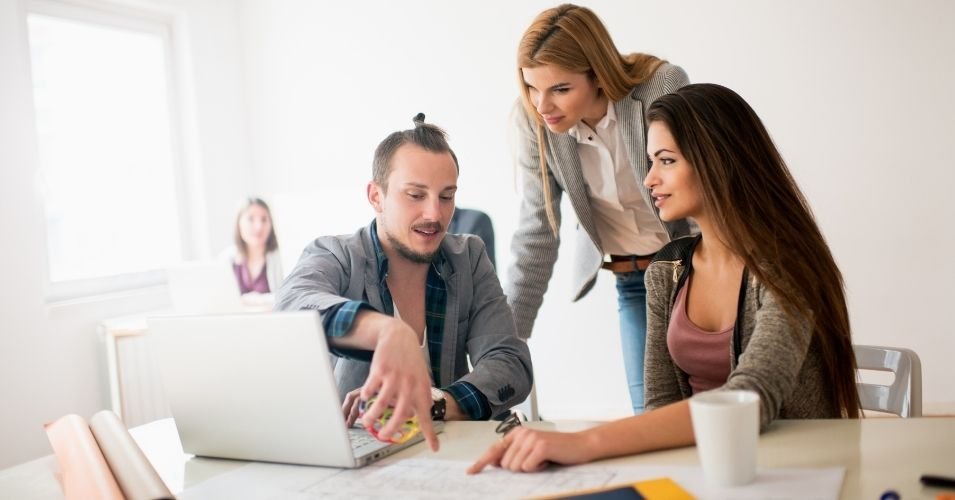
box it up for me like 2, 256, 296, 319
689, 389, 760, 487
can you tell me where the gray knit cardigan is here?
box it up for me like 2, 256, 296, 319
644, 236, 839, 430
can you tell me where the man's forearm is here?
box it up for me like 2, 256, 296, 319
442, 392, 466, 420
444, 382, 492, 420
328, 310, 391, 350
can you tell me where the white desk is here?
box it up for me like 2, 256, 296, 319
2, 417, 954, 499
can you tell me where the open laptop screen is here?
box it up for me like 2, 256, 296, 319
148, 311, 433, 467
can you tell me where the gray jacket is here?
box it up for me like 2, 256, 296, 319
274, 223, 533, 418
644, 237, 838, 430
505, 63, 692, 339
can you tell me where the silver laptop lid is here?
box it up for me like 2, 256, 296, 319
149, 311, 360, 467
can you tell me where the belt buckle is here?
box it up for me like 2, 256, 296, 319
627, 256, 642, 272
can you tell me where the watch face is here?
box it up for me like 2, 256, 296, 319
429, 388, 447, 421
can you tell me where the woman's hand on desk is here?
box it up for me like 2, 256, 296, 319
467, 428, 595, 474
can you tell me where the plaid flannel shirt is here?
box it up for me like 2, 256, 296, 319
321, 222, 490, 420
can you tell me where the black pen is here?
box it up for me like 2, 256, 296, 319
920, 474, 955, 489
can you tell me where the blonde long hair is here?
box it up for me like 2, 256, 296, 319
517, 4, 664, 234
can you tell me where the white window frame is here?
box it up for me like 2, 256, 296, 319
26, 0, 202, 303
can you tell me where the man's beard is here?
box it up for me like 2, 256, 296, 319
385, 225, 443, 264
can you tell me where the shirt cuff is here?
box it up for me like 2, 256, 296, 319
322, 300, 375, 337
444, 382, 491, 421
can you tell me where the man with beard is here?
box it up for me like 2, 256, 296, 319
275, 115, 532, 450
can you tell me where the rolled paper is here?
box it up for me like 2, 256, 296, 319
44, 414, 124, 500
89, 410, 174, 500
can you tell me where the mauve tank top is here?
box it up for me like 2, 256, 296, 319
233, 262, 270, 294
666, 275, 732, 394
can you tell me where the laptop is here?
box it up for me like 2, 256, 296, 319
165, 261, 244, 314
148, 311, 441, 467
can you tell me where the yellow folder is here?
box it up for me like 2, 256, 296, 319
535, 477, 694, 500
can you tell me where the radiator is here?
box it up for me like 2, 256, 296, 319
102, 318, 171, 428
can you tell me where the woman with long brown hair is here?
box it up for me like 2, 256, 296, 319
222, 197, 284, 299
470, 83, 859, 473
506, 3, 692, 413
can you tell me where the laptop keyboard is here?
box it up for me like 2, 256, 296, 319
348, 427, 382, 449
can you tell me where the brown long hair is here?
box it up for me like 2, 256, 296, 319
517, 4, 664, 234
647, 83, 859, 418
233, 197, 278, 259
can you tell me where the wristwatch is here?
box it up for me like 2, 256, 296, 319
430, 387, 447, 421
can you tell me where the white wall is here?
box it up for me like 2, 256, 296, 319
238, 0, 955, 420
0, 0, 251, 468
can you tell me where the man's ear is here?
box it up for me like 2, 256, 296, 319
367, 181, 384, 212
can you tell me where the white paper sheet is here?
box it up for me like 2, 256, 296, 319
179, 458, 844, 500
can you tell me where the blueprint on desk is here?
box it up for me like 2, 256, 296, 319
178, 457, 844, 500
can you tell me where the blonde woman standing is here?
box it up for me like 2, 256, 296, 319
506, 4, 691, 412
